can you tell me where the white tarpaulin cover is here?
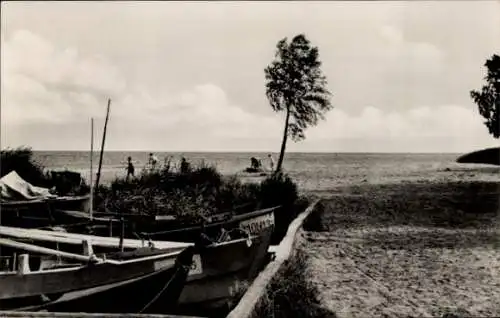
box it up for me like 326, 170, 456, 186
0, 171, 56, 201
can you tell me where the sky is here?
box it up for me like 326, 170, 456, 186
1, 1, 499, 153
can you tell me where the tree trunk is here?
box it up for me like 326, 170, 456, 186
276, 106, 291, 172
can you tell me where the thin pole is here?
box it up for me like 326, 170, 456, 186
95, 98, 111, 190
119, 217, 125, 252
89, 118, 94, 221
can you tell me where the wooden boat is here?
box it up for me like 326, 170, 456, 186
39, 205, 277, 244
1, 172, 278, 242
173, 226, 274, 312
1, 222, 273, 313
0, 232, 193, 312
242, 157, 269, 176
13, 247, 195, 314
0, 225, 193, 259
0, 170, 91, 228
0, 195, 91, 229
243, 168, 267, 175
141, 206, 277, 242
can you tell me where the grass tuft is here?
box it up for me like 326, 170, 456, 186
251, 249, 335, 318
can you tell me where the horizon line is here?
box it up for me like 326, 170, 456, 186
21, 149, 472, 154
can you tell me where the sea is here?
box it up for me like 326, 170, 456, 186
31, 151, 497, 194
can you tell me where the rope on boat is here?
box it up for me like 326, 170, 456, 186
137, 269, 178, 314
138, 248, 193, 313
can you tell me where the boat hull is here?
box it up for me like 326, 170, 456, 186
0, 247, 186, 311
11, 205, 278, 245
144, 207, 276, 242
16, 247, 194, 314
0, 195, 91, 228
176, 227, 273, 310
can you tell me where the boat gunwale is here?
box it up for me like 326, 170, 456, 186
0, 247, 182, 277
142, 206, 279, 237
1, 195, 90, 207
0, 226, 193, 249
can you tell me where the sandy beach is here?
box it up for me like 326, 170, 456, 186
298, 167, 500, 317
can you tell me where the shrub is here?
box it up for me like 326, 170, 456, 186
258, 172, 299, 244
98, 163, 245, 222
217, 176, 260, 213
97, 164, 308, 236
259, 172, 298, 209
303, 199, 326, 232
252, 250, 335, 318
0, 147, 88, 195
0, 147, 51, 187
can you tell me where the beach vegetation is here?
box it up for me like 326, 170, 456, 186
251, 249, 335, 318
0, 146, 308, 243
97, 164, 304, 243
0, 147, 89, 195
265, 34, 333, 172
259, 172, 300, 243
0, 147, 51, 187
470, 53, 500, 138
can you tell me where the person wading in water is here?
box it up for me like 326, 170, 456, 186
267, 154, 275, 172
125, 156, 135, 182
180, 157, 191, 173
148, 153, 159, 171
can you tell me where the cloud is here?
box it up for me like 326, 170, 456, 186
304, 104, 496, 152
0, 30, 281, 150
1, 29, 496, 152
115, 83, 281, 138
1, 29, 126, 125
325, 24, 450, 115
378, 25, 445, 70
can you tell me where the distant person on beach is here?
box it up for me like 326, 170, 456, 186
180, 157, 191, 173
125, 156, 135, 182
164, 156, 173, 172
268, 154, 275, 171
149, 153, 158, 170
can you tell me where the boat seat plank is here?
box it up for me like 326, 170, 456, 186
0, 226, 193, 250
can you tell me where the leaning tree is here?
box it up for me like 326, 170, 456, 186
265, 34, 333, 172
470, 54, 500, 139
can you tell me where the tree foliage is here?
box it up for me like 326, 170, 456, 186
265, 34, 332, 171
470, 54, 500, 138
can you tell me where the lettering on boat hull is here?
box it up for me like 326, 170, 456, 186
188, 254, 203, 276
154, 258, 176, 271
239, 212, 275, 235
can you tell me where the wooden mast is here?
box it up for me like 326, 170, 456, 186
95, 98, 111, 191
89, 118, 94, 221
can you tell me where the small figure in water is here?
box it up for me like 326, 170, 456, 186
164, 156, 173, 172
180, 157, 191, 173
250, 157, 261, 170
125, 156, 135, 182
149, 153, 159, 171
268, 154, 275, 171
